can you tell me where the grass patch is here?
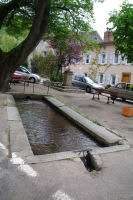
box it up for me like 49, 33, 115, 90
45, 94, 56, 98
106, 128, 121, 137
60, 103, 103, 126
91, 170, 97, 173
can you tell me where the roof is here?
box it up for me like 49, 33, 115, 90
100, 41, 114, 45
88, 32, 103, 43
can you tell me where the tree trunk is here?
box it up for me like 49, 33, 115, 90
0, 0, 50, 92
55, 64, 62, 77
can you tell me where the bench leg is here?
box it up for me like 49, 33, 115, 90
107, 97, 109, 104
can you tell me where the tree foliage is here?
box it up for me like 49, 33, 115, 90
49, 33, 99, 76
31, 53, 56, 77
0, 0, 102, 91
109, 2, 133, 62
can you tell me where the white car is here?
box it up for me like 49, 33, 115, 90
16, 66, 41, 83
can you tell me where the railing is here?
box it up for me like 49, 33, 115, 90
10, 80, 35, 94
43, 81, 63, 94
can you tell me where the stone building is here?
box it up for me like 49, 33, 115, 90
27, 40, 54, 71
70, 30, 133, 86
28, 30, 133, 86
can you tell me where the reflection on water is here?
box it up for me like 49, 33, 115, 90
16, 99, 98, 155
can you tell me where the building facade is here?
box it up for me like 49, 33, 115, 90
28, 31, 133, 86
70, 31, 133, 86
28, 40, 54, 71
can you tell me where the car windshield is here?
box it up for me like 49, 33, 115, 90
85, 77, 94, 84
16, 67, 30, 74
21, 68, 30, 73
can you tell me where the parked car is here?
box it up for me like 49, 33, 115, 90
11, 71, 29, 82
72, 75, 104, 93
108, 82, 133, 101
16, 66, 41, 83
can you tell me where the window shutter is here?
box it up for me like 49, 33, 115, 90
118, 55, 121, 64
89, 54, 92, 64
115, 74, 119, 84
82, 55, 86, 64
107, 75, 111, 85
105, 54, 108, 64
122, 57, 126, 65
103, 74, 106, 84
110, 54, 114, 65
96, 73, 99, 83
98, 54, 101, 64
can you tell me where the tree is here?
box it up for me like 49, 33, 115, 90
31, 53, 56, 77
0, 0, 102, 91
48, 32, 99, 77
108, 2, 133, 62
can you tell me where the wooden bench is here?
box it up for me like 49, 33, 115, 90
92, 89, 117, 104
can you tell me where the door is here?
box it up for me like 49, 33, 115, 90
121, 73, 131, 83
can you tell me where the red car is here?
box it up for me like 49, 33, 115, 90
11, 71, 29, 82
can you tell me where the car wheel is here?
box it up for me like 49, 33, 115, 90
111, 96, 116, 100
86, 86, 91, 93
122, 98, 126, 102
29, 77, 36, 83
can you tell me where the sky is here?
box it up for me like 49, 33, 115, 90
91, 0, 132, 39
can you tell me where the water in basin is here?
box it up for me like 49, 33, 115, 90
16, 99, 98, 155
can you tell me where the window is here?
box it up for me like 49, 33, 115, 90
98, 54, 107, 64
100, 74, 104, 83
114, 54, 119, 63
42, 51, 47, 57
126, 84, 133, 91
101, 54, 106, 64
86, 55, 90, 64
116, 83, 126, 89
83, 54, 91, 64
122, 57, 131, 65
110, 53, 121, 65
96, 73, 105, 84
111, 75, 116, 85
107, 74, 119, 86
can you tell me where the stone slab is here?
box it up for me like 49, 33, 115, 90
26, 151, 81, 164
91, 144, 130, 155
7, 94, 16, 107
60, 106, 121, 144
44, 96, 65, 107
9, 121, 33, 155
7, 106, 21, 121
43, 96, 122, 146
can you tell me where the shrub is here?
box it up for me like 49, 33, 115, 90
50, 72, 64, 82
105, 84, 111, 89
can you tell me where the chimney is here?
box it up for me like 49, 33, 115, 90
104, 28, 114, 42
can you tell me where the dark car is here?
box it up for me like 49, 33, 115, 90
108, 82, 133, 101
72, 75, 104, 93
